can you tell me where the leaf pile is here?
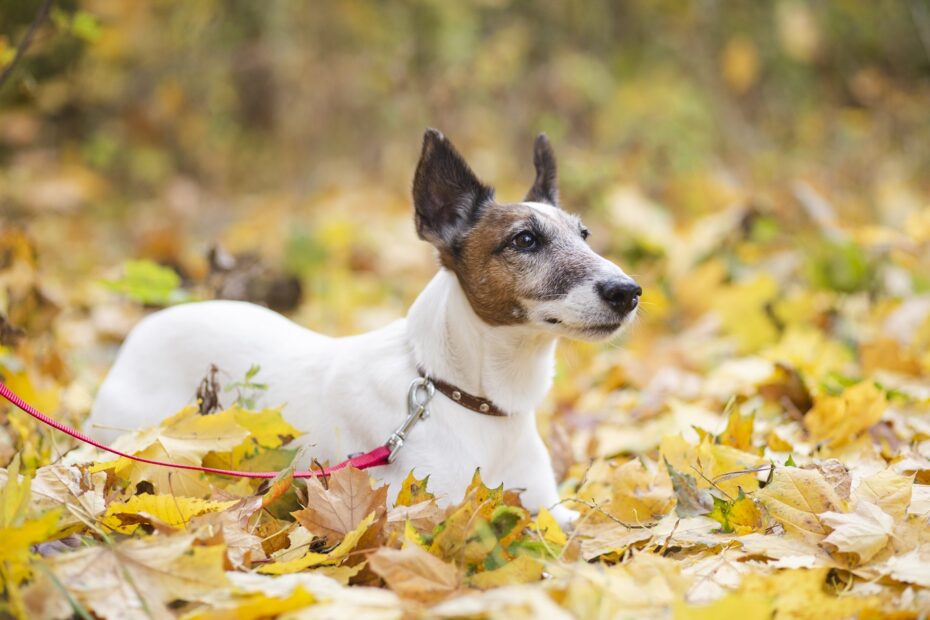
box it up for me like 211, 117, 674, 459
3, 164, 930, 618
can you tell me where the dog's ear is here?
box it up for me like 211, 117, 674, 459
524, 133, 558, 205
413, 129, 494, 249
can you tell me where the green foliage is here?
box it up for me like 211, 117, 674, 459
101, 260, 191, 306
50, 8, 101, 43
806, 240, 875, 293
224, 364, 269, 409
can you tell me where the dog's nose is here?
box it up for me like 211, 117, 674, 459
596, 278, 642, 314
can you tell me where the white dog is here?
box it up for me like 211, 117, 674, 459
88, 130, 641, 526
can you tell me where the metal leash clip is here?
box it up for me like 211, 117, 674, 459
386, 376, 435, 463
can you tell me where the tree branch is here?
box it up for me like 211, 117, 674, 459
0, 0, 56, 93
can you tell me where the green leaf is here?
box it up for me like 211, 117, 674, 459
102, 260, 191, 306
72, 11, 102, 42
489, 505, 523, 540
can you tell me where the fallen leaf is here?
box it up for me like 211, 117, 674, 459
532, 506, 567, 546
880, 548, 930, 588
293, 466, 387, 544
802, 459, 851, 500
666, 461, 714, 518
805, 381, 887, 447
707, 492, 763, 534
820, 501, 894, 562
395, 470, 435, 506
757, 466, 844, 542
185, 587, 316, 620
258, 512, 376, 575
608, 458, 675, 524
853, 469, 913, 520
716, 407, 755, 452
368, 545, 460, 603
725, 568, 880, 620
44, 534, 228, 620
101, 494, 237, 534
469, 555, 544, 590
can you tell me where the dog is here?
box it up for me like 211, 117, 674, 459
87, 129, 641, 526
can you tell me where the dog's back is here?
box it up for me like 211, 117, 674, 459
88, 300, 332, 444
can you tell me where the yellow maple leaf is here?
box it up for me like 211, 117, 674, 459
469, 555, 544, 590
1, 455, 31, 528
805, 381, 886, 447
738, 568, 881, 619
404, 519, 429, 549
91, 405, 252, 495
607, 458, 675, 524
757, 466, 844, 542
0, 455, 62, 596
717, 407, 754, 452
532, 506, 567, 546
395, 470, 435, 506
100, 494, 237, 534
860, 337, 922, 377
0, 511, 61, 585
429, 469, 511, 562
205, 406, 301, 469
661, 435, 768, 497
186, 587, 315, 620
465, 469, 505, 516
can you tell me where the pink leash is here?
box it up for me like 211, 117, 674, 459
0, 381, 390, 479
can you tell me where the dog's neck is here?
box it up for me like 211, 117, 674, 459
406, 269, 557, 416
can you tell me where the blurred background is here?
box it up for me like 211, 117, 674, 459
1, 1, 929, 469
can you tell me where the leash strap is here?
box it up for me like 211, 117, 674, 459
0, 381, 390, 479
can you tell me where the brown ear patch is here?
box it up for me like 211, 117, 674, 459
440, 204, 536, 326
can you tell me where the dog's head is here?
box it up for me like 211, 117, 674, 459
413, 129, 640, 341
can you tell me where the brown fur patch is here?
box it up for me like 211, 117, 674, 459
441, 203, 597, 326
441, 205, 532, 325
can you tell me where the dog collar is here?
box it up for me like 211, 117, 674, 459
417, 366, 508, 417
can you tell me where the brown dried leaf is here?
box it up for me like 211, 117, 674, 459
368, 545, 460, 604
293, 466, 387, 544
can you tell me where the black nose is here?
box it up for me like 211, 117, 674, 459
596, 278, 642, 314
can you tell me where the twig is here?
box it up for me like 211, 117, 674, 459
0, 0, 55, 92
312, 459, 328, 489
549, 497, 648, 530
656, 518, 679, 556
689, 461, 733, 502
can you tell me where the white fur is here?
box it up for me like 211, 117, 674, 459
89, 269, 578, 524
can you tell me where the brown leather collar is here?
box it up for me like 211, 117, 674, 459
417, 366, 507, 417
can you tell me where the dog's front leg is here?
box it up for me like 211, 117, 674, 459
507, 433, 579, 529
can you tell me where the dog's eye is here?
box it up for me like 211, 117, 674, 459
511, 231, 538, 250
581, 228, 590, 241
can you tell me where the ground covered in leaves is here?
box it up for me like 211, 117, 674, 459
4, 2, 930, 618
3, 193, 930, 618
